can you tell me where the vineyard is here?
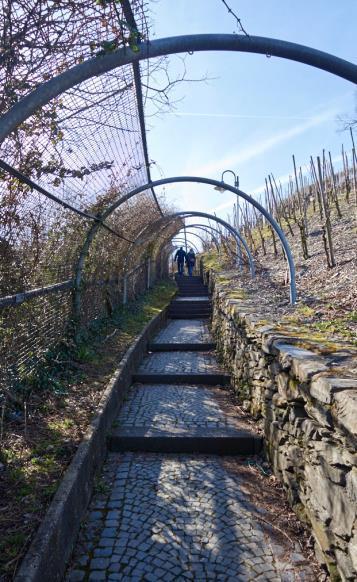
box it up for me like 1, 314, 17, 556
202, 139, 357, 347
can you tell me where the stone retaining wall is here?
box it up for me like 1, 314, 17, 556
205, 270, 357, 581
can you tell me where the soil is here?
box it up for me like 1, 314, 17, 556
219, 195, 356, 349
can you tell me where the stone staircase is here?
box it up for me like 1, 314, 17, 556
167, 276, 212, 319
108, 275, 261, 456
66, 275, 316, 581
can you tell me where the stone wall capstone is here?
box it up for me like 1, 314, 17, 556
205, 269, 357, 581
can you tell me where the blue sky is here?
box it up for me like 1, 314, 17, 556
144, 0, 356, 244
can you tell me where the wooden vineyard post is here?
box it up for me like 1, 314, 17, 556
316, 156, 336, 268
328, 151, 342, 218
265, 179, 278, 256
292, 155, 309, 260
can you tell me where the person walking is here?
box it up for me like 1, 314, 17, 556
186, 248, 196, 277
174, 247, 186, 276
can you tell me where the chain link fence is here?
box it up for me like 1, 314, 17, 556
0, 1, 180, 405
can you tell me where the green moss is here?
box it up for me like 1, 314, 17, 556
201, 251, 221, 271
280, 308, 357, 350
226, 290, 247, 300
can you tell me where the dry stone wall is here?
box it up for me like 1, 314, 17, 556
205, 270, 357, 581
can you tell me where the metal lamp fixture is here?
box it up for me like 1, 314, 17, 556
214, 169, 239, 192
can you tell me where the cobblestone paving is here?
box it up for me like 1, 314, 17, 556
67, 453, 315, 581
66, 301, 315, 581
153, 320, 211, 344
116, 384, 246, 432
138, 351, 223, 374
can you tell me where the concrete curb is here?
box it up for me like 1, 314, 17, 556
15, 307, 168, 582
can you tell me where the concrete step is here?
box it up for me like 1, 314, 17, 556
109, 383, 261, 456
175, 276, 202, 281
170, 301, 212, 311
169, 313, 211, 320
132, 373, 230, 385
176, 291, 207, 297
176, 290, 208, 295
168, 308, 212, 315
169, 303, 212, 313
108, 428, 262, 455
175, 285, 205, 289
168, 314, 212, 320
170, 300, 212, 310
148, 342, 216, 352
176, 281, 206, 285
174, 297, 210, 302
169, 306, 211, 310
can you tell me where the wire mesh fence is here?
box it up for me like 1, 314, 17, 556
0, 0, 175, 406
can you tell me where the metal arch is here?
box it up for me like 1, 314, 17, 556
174, 228, 221, 255
171, 239, 200, 254
0, 34, 356, 142
123, 217, 184, 273
130, 217, 184, 252
131, 216, 224, 258
173, 228, 216, 246
184, 223, 227, 239
172, 230, 216, 252
133, 209, 255, 278
169, 210, 256, 278
94, 178, 294, 302
179, 222, 236, 247
132, 211, 255, 277
132, 212, 254, 275
177, 223, 237, 257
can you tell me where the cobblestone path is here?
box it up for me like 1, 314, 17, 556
154, 320, 211, 344
66, 276, 314, 581
137, 351, 223, 375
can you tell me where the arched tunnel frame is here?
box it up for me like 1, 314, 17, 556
174, 227, 221, 254
89, 181, 295, 300
0, 33, 356, 143
173, 223, 241, 260
129, 209, 256, 278
173, 220, 245, 267
1, 32, 354, 309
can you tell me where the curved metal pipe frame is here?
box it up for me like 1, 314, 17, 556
132, 216, 224, 259
133, 210, 255, 277
182, 231, 220, 254
96, 179, 295, 302
176, 223, 239, 261
0, 34, 356, 142
123, 217, 184, 275
182, 222, 240, 267
171, 239, 200, 254
0, 32, 355, 316
173, 229, 220, 253
170, 210, 256, 278
172, 225, 220, 253
1, 34, 352, 310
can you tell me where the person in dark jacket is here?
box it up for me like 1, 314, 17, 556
174, 247, 186, 275
186, 248, 196, 277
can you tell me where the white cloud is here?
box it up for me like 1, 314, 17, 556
167, 111, 319, 120
189, 105, 340, 178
